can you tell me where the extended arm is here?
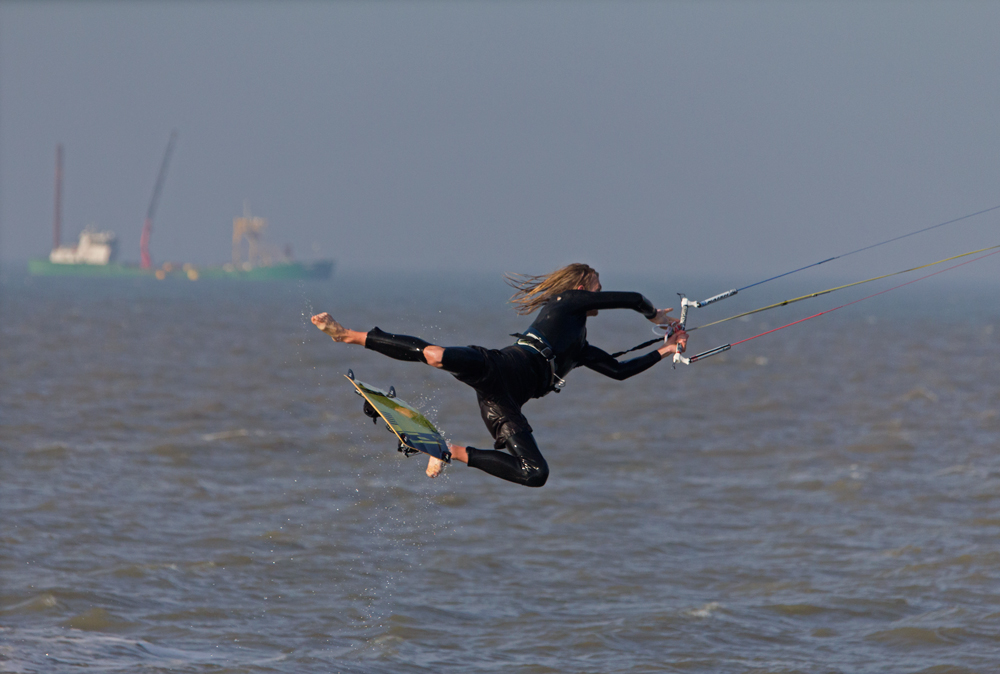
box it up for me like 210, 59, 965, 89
581, 344, 661, 381
580, 324, 688, 380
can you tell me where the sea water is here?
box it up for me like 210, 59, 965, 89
2, 270, 999, 673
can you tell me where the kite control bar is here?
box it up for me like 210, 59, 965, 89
660, 293, 694, 339
612, 287, 741, 361
657, 292, 735, 366
659, 293, 697, 366
669, 294, 694, 366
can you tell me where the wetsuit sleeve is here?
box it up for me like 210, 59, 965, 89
579, 344, 661, 381
564, 291, 657, 319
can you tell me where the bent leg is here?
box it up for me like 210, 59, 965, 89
466, 432, 549, 488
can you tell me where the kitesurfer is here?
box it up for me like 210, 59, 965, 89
312, 263, 688, 487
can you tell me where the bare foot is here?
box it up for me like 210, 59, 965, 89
426, 455, 446, 478
311, 312, 348, 341
427, 443, 469, 477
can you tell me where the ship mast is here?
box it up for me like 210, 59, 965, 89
53, 144, 63, 251
140, 130, 178, 269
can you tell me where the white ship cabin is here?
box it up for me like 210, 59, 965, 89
50, 228, 119, 265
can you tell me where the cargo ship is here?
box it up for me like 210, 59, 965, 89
28, 226, 150, 277
29, 137, 175, 278
29, 138, 333, 281
189, 206, 334, 280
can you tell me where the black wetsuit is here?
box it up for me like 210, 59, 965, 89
364, 290, 662, 487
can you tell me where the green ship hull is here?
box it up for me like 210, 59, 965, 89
29, 259, 334, 281
197, 260, 334, 280
28, 259, 152, 277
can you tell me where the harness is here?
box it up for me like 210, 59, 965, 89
511, 330, 567, 394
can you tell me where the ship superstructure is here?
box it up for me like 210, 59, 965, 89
49, 228, 119, 265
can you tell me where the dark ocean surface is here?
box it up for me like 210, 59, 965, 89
2, 269, 999, 673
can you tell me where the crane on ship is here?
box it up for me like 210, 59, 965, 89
139, 130, 178, 269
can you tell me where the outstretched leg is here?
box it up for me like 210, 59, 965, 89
311, 314, 452, 366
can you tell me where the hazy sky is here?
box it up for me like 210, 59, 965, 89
2, 1, 998, 282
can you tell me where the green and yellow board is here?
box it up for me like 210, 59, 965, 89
345, 371, 450, 463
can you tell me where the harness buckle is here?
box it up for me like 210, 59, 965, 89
552, 373, 567, 391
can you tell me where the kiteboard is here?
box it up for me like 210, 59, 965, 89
344, 370, 451, 463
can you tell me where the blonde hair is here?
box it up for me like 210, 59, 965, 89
505, 263, 599, 315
